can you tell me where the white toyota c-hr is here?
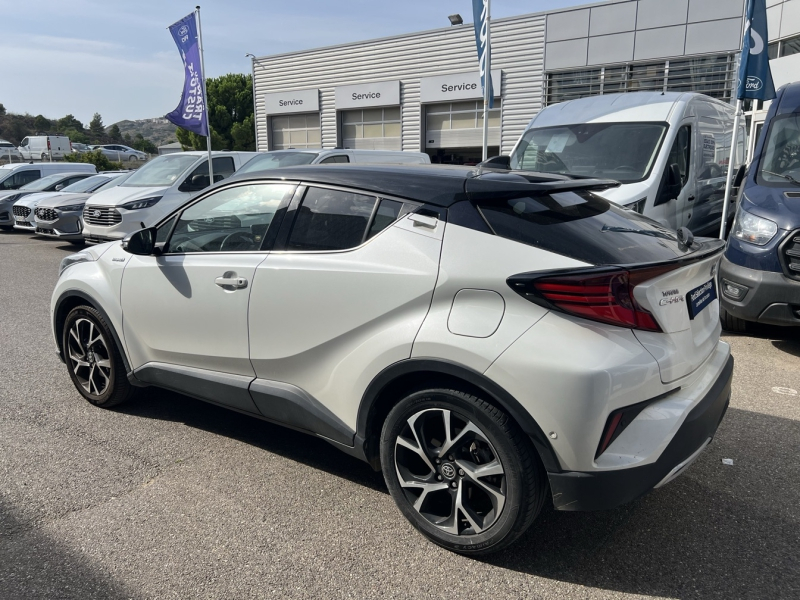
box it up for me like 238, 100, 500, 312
52, 164, 733, 554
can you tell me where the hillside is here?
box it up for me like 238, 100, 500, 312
112, 118, 179, 147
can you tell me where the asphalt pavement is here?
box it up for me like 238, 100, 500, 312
1, 229, 798, 599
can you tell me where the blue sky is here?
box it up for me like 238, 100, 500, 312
1, 0, 579, 126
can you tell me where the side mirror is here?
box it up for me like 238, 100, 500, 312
55, 184, 65, 191
667, 163, 682, 187
478, 155, 511, 170
733, 163, 746, 188
122, 227, 158, 255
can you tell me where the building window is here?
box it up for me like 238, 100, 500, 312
271, 113, 321, 150
545, 54, 736, 106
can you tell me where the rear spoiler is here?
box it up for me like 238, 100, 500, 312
466, 170, 621, 200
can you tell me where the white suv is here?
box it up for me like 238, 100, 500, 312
52, 164, 733, 554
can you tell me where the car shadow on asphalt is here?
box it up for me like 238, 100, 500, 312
116, 387, 387, 493
0, 499, 132, 600
722, 323, 800, 358
117, 387, 800, 597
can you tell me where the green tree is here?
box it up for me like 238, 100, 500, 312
131, 133, 157, 154
176, 73, 255, 151
108, 123, 122, 141
0, 104, 6, 117
58, 114, 83, 131
33, 114, 51, 132
88, 113, 104, 140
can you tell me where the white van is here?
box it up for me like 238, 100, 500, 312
235, 149, 431, 175
0, 162, 96, 228
17, 135, 72, 160
504, 92, 747, 235
82, 151, 257, 243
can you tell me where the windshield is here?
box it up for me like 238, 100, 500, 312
61, 174, 112, 193
122, 154, 198, 187
758, 114, 800, 185
237, 152, 318, 174
510, 122, 668, 183
20, 173, 69, 191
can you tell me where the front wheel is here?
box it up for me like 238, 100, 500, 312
720, 305, 748, 333
62, 305, 138, 407
381, 389, 547, 555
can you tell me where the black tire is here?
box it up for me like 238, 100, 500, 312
62, 305, 137, 407
720, 305, 748, 333
381, 388, 547, 555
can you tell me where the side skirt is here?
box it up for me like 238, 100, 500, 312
133, 362, 362, 459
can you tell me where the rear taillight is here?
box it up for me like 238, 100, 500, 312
508, 264, 680, 332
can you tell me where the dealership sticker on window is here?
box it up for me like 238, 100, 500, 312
545, 133, 570, 154
686, 279, 717, 320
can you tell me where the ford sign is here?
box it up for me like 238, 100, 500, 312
746, 76, 764, 91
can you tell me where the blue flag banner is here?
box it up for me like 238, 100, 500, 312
472, 0, 494, 108
736, 0, 776, 101
165, 13, 208, 136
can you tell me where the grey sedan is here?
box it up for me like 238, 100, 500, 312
32, 172, 130, 243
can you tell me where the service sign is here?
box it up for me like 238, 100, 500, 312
420, 70, 501, 103
335, 81, 400, 109
265, 89, 320, 115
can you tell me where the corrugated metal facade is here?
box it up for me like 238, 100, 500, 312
252, 14, 545, 155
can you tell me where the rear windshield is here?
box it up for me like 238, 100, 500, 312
475, 191, 695, 265
238, 152, 318, 174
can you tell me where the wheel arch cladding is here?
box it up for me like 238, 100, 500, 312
357, 359, 562, 473
54, 290, 131, 373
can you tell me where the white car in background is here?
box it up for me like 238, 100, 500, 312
53, 164, 733, 555
0, 139, 21, 161
81, 151, 257, 244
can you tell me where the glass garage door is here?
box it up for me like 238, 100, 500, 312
425, 100, 501, 164
271, 113, 321, 149
341, 107, 401, 150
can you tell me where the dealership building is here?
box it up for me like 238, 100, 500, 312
252, 0, 800, 164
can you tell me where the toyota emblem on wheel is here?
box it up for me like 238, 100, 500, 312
441, 463, 456, 479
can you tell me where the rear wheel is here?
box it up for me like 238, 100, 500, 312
720, 305, 748, 333
381, 388, 547, 555
62, 306, 137, 407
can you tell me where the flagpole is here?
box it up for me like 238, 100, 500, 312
195, 5, 213, 186
481, 0, 491, 162
719, 99, 743, 239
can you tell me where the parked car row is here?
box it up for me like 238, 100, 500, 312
1, 135, 150, 163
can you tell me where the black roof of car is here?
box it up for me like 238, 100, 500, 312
228, 164, 619, 207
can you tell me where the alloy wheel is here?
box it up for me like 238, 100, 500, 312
394, 408, 506, 536
66, 317, 112, 396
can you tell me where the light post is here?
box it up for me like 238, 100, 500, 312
245, 53, 259, 150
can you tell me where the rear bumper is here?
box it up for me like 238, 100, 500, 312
548, 353, 733, 511
719, 255, 800, 326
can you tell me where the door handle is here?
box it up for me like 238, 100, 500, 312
215, 274, 248, 289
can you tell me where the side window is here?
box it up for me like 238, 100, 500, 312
667, 126, 691, 188
320, 155, 349, 164
183, 157, 236, 190
20, 137, 28, 147
156, 215, 177, 244
63, 176, 87, 187
15, 171, 41, 188
287, 187, 377, 251
367, 199, 405, 239
166, 183, 294, 253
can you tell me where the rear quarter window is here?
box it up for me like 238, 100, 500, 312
475, 191, 695, 265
